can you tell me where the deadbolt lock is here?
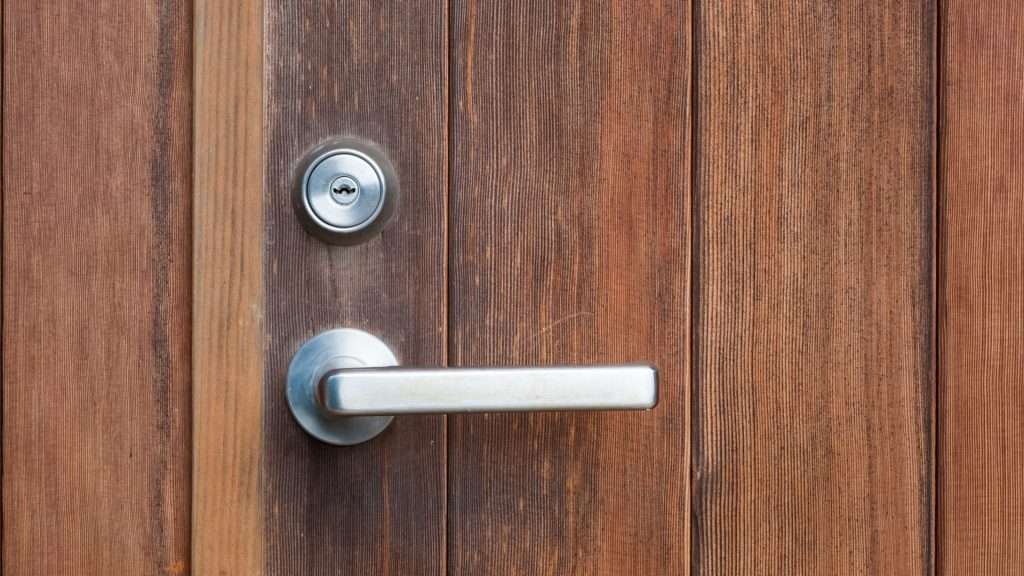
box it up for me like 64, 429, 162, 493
293, 138, 398, 245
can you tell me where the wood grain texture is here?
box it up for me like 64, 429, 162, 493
192, 1, 264, 575
938, 2, 1024, 573
3, 1, 192, 573
692, 2, 935, 575
1, 0, 5, 565
448, 2, 690, 574
262, 2, 447, 574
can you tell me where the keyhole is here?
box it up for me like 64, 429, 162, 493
333, 182, 356, 196
329, 176, 360, 206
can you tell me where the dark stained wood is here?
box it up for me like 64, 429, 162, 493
938, 3, 1024, 573
192, 0, 264, 574
262, 2, 447, 574
448, 2, 690, 573
692, 2, 934, 574
3, 1, 192, 573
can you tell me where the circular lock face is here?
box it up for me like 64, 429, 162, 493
294, 139, 398, 244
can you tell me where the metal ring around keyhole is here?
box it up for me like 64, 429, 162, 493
294, 138, 399, 245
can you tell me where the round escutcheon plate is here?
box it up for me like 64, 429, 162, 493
286, 328, 399, 445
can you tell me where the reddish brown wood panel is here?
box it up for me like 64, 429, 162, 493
939, 2, 1024, 573
448, 2, 690, 574
262, 2, 447, 574
693, 2, 934, 574
2, 1, 192, 574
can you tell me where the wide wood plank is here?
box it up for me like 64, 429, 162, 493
262, 2, 448, 574
939, 3, 1024, 573
448, 2, 691, 573
192, 1, 264, 574
3, 1, 192, 573
692, 2, 934, 574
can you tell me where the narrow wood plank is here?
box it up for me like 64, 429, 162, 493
1, 0, 5, 564
693, 2, 935, 574
262, 2, 447, 574
3, 1, 192, 573
1, 0, 3, 560
448, 2, 690, 573
192, 1, 264, 575
939, 3, 1024, 573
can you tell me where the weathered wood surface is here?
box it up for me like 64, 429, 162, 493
192, 0, 264, 574
448, 1, 691, 573
261, 2, 448, 574
939, 2, 1024, 573
692, 2, 935, 574
4, 1, 192, 573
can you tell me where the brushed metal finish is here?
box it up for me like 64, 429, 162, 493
293, 138, 398, 245
286, 329, 396, 445
287, 329, 659, 445
322, 366, 657, 415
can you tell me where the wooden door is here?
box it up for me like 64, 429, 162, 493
3, 1, 1023, 575
192, 2, 689, 573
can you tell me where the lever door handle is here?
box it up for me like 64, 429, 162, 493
322, 365, 656, 415
287, 329, 658, 445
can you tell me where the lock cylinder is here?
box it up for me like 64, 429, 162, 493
294, 138, 398, 244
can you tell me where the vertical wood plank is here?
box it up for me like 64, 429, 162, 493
1, 0, 4, 562
3, 1, 192, 573
262, 2, 447, 574
448, 2, 691, 573
939, 2, 1024, 573
1, 0, 5, 566
693, 2, 935, 574
192, 1, 264, 575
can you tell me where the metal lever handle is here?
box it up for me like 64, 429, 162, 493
287, 329, 658, 445
322, 365, 656, 416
